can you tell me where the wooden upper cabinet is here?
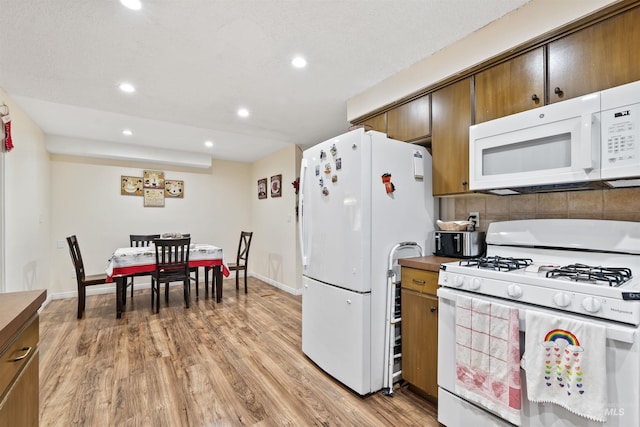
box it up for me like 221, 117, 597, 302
360, 112, 387, 133
387, 94, 431, 142
548, 6, 640, 103
475, 48, 545, 123
431, 78, 472, 196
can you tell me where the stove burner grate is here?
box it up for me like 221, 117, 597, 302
460, 256, 533, 271
546, 263, 633, 287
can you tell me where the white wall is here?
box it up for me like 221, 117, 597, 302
49, 155, 252, 296
250, 145, 302, 293
0, 87, 51, 293
0, 85, 302, 300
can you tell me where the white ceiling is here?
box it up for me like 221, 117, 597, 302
0, 0, 530, 164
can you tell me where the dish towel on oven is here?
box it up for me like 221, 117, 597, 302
455, 295, 521, 426
523, 310, 607, 422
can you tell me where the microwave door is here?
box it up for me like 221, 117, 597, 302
469, 93, 601, 191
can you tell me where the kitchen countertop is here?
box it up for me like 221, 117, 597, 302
398, 255, 461, 272
0, 289, 47, 351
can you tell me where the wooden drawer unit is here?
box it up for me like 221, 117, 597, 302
400, 264, 443, 401
0, 352, 39, 427
401, 267, 439, 295
0, 316, 38, 399
0, 290, 45, 427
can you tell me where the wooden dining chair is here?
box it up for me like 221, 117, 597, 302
128, 234, 160, 297
179, 234, 203, 297
150, 237, 192, 313
229, 231, 253, 293
66, 235, 108, 319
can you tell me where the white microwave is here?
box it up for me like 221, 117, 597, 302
469, 80, 640, 194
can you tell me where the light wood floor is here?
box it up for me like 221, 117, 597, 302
39, 277, 439, 426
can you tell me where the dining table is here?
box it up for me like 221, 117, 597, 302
106, 243, 229, 318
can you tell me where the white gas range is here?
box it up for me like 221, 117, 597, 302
436, 219, 640, 427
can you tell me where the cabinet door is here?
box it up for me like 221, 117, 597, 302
431, 78, 472, 196
548, 6, 640, 103
360, 112, 387, 133
387, 95, 430, 142
401, 289, 438, 400
0, 352, 39, 427
475, 48, 544, 123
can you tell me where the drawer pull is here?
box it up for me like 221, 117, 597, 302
10, 346, 32, 362
412, 279, 426, 285
430, 306, 437, 313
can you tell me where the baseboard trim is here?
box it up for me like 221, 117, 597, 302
250, 272, 302, 296
44, 271, 302, 304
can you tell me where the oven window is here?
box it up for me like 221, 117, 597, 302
482, 133, 571, 175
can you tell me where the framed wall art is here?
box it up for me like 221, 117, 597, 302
144, 188, 165, 207
258, 178, 267, 199
165, 179, 184, 198
270, 174, 282, 198
121, 175, 143, 196
143, 170, 165, 189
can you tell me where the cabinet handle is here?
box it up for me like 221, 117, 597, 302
9, 346, 32, 362
461, 180, 468, 186
412, 279, 426, 285
430, 306, 437, 313
531, 94, 539, 102
554, 87, 563, 96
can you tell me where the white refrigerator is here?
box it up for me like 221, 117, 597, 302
299, 128, 436, 395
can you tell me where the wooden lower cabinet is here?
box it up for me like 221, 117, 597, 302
401, 267, 439, 401
0, 352, 39, 427
0, 290, 46, 427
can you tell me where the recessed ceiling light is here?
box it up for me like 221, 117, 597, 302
120, 0, 142, 10
237, 108, 250, 118
119, 82, 136, 93
204, 140, 214, 148
291, 56, 307, 68
122, 129, 133, 136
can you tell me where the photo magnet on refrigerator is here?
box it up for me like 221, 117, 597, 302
381, 173, 395, 194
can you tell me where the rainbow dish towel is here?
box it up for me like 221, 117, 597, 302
455, 295, 521, 425
523, 310, 607, 422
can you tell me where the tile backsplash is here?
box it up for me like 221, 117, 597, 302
441, 187, 640, 231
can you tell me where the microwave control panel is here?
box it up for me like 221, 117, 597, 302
601, 101, 639, 177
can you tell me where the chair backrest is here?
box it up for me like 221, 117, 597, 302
153, 237, 191, 276
236, 231, 253, 267
130, 234, 160, 247
66, 235, 86, 283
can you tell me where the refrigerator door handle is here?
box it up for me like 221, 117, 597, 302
299, 158, 308, 267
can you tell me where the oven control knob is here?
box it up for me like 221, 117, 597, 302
507, 284, 522, 298
453, 275, 465, 288
582, 297, 602, 313
469, 278, 481, 290
553, 292, 571, 307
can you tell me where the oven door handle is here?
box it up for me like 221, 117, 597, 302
437, 287, 636, 344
